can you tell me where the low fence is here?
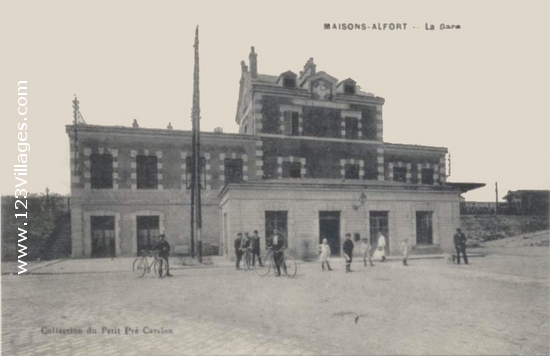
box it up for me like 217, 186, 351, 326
460, 202, 512, 215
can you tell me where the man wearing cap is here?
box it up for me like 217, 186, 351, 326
153, 234, 173, 277
234, 233, 243, 270
268, 229, 286, 276
453, 228, 469, 264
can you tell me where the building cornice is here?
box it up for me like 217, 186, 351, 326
219, 179, 460, 198
65, 125, 258, 143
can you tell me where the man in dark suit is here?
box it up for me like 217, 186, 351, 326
453, 228, 469, 264
250, 230, 263, 267
153, 234, 173, 277
268, 229, 286, 276
234, 233, 243, 270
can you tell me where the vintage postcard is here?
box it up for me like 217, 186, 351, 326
1, 1, 548, 355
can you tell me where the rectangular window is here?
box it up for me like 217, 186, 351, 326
344, 84, 355, 94
393, 167, 407, 182
136, 155, 158, 189
225, 158, 243, 183
91, 216, 115, 258
283, 111, 300, 136
90, 154, 113, 189
344, 117, 358, 139
283, 77, 296, 88
282, 161, 301, 178
344, 163, 360, 179
421, 168, 434, 185
186, 157, 206, 188
136, 216, 159, 255
416, 211, 433, 245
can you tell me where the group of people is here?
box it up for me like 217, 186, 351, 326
234, 229, 287, 276
160, 226, 470, 278
234, 230, 263, 270
319, 232, 391, 273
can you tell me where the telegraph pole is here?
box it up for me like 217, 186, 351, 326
191, 26, 203, 262
495, 182, 499, 215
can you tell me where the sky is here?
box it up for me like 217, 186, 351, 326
1, 0, 548, 201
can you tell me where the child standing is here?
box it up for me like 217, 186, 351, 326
360, 238, 375, 267
318, 238, 333, 271
343, 233, 354, 273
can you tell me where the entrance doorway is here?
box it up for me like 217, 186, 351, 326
265, 211, 288, 246
91, 216, 115, 258
319, 211, 340, 256
416, 211, 433, 245
137, 216, 160, 255
369, 211, 389, 252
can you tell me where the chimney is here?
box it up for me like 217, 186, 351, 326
241, 60, 248, 74
249, 46, 257, 78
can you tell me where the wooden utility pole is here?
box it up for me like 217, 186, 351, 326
495, 182, 499, 214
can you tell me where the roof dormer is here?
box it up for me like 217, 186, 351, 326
276, 71, 298, 88
336, 78, 357, 95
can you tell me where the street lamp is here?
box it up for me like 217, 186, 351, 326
353, 192, 367, 210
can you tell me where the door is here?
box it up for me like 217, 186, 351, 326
265, 211, 288, 246
91, 216, 115, 258
137, 216, 160, 255
416, 211, 433, 245
319, 211, 340, 256
369, 211, 389, 252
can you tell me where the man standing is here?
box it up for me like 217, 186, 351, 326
343, 233, 354, 273
153, 234, 173, 277
241, 232, 251, 268
269, 229, 286, 276
453, 228, 469, 265
250, 230, 263, 267
234, 233, 243, 270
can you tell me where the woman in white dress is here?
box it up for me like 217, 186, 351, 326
373, 232, 387, 262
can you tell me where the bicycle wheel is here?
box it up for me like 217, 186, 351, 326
153, 258, 168, 278
132, 258, 147, 278
255, 252, 271, 277
282, 255, 297, 278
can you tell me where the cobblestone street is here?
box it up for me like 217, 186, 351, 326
2, 251, 549, 355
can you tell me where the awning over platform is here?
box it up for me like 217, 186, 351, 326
445, 182, 486, 193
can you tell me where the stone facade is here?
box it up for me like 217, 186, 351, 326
67, 46, 469, 259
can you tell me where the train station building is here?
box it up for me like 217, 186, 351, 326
66, 47, 479, 260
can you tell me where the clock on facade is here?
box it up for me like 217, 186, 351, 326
312, 80, 331, 101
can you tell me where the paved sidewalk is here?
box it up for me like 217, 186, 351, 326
2, 253, 485, 275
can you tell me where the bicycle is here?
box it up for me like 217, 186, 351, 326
132, 250, 168, 278
255, 247, 297, 278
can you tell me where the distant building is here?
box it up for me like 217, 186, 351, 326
502, 190, 549, 215
66, 47, 481, 260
